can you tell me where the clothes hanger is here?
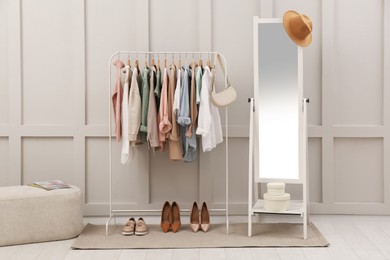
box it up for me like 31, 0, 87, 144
135, 53, 139, 71
123, 54, 130, 73
179, 54, 182, 68
207, 52, 211, 68
189, 53, 196, 69
164, 52, 167, 68
144, 53, 148, 68
151, 54, 155, 66
198, 55, 203, 67
158, 54, 161, 70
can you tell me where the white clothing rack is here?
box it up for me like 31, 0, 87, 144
105, 51, 230, 236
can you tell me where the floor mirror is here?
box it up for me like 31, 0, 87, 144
248, 17, 309, 239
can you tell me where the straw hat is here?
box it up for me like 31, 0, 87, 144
283, 10, 313, 47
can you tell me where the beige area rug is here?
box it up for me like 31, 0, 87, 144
71, 223, 329, 249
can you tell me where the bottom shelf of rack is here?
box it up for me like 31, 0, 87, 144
251, 199, 304, 216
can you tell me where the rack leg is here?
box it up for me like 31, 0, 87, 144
226, 212, 229, 235
248, 98, 254, 237
105, 213, 115, 236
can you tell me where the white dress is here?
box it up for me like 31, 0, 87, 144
196, 66, 223, 152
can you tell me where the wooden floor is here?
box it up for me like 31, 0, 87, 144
2, 215, 390, 260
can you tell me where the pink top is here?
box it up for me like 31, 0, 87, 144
112, 60, 125, 141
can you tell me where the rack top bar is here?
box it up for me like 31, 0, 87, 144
109, 51, 223, 62
112, 51, 218, 55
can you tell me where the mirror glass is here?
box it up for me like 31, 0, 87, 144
258, 22, 299, 180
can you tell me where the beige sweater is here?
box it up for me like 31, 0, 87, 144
158, 67, 172, 150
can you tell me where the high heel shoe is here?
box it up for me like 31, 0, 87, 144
200, 202, 210, 232
160, 201, 171, 233
190, 202, 200, 232
171, 201, 181, 233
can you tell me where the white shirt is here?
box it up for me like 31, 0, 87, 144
196, 66, 223, 152
121, 65, 131, 164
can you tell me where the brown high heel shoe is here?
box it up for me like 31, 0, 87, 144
160, 201, 172, 233
190, 202, 200, 232
171, 201, 181, 233
200, 202, 210, 232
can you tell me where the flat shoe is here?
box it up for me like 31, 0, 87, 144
135, 217, 148, 236
122, 217, 136, 236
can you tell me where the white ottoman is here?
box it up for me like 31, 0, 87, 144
0, 185, 83, 246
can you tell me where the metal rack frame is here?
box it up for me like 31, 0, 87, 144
105, 51, 230, 236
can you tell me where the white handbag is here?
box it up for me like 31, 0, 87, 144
210, 53, 237, 107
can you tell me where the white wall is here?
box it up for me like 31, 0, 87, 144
0, 0, 389, 215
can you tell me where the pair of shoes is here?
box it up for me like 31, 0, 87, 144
122, 217, 148, 236
190, 202, 210, 232
161, 201, 181, 233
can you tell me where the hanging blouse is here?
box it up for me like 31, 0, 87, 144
112, 60, 125, 141
177, 65, 191, 157
195, 66, 203, 105
186, 63, 198, 137
173, 68, 181, 116
183, 64, 197, 162
154, 68, 162, 107
168, 64, 183, 160
140, 67, 150, 143
128, 67, 142, 143
121, 64, 132, 164
158, 67, 172, 149
196, 66, 223, 152
147, 66, 160, 149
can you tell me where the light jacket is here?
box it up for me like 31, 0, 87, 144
183, 64, 197, 162
140, 67, 150, 143
168, 64, 182, 160
128, 67, 141, 142
147, 66, 160, 149
158, 67, 172, 149
112, 60, 125, 141
178, 65, 191, 157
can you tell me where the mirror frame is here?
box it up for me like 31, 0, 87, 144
253, 17, 304, 184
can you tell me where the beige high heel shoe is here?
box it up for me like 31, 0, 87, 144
190, 202, 200, 232
200, 202, 210, 232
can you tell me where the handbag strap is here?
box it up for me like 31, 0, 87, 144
213, 53, 231, 89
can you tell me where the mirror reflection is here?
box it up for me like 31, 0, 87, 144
258, 22, 299, 180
